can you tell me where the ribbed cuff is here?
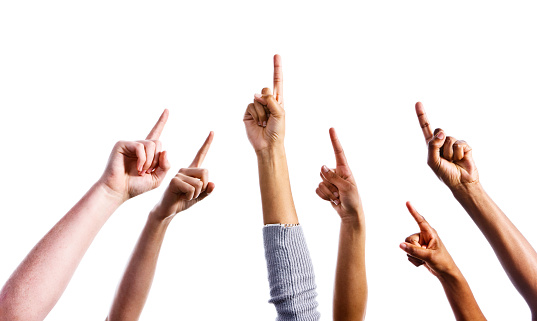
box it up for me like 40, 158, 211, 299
263, 225, 320, 321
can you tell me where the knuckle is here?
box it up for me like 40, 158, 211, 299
178, 168, 187, 174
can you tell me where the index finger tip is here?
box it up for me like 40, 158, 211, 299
274, 54, 282, 65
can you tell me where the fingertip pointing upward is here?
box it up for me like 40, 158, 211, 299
274, 54, 282, 66
415, 102, 423, 114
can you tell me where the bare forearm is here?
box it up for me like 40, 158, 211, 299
0, 182, 123, 321
107, 213, 170, 321
333, 220, 367, 321
438, 269, 486, 321
256, 146, 298, 225
452, 183, 537, 309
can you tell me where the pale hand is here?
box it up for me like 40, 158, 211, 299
316, 128, 363, 223
415, 102, 479, 190
244, 54, 286, 153
99, 110, 171, 202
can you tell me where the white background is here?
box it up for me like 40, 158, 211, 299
1, 1, 536, 320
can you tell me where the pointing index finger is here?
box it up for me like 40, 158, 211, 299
273, 54, 283, 105
146, 109, 169, 140
329, 128, 348, 167
406, 201, 432, 232
190, 131, 214, 168
415, 102, 433, 143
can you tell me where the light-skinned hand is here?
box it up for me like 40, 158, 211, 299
399, 202, 457, 278
316, 128, 363, 223
151, 132, 215, 221
415, 102, 479, 191
99, 110, 171, 202
244, 54, 285, 153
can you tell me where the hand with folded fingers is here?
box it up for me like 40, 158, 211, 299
316, 128, 363, 223
99, 109, 172, 202
399, 202, 457, 278
244, 54, 286, 153
415, 102, 479, 190
152, 132, 215, 221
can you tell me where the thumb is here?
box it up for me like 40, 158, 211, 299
195, 182, 215, 203
153, 150, 171, 182
255, 88, 284, 117
321, 165, 348, 189
427, 129, 446, 170
400, 242, 430, 262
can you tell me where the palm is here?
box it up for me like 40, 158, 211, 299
160, 190, 197, 215
416, 102, 479, 188
153, 132, 215, 221
244, 111, 284, 152
332, 166, 360, 218
99, 110, 170, 201
437, 158, 477, 187
244, 54, 285, 153
122, 159, 161, 198
103, 148, 162, 199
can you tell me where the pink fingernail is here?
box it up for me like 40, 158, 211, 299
322, 165, 329, 173
333, 191, 339, 198
400, 243, 407, 250
254, 93, 262, 99
333, 199, 340, 205
263, 121, 267, 127
258, 122, 261, 126
436, 131, 445, 139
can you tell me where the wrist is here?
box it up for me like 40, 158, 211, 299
450, 181, 482, 197
436, 264, 463, 284
94, 180, 126, 205
148, 206, 175, 225
340, 218, 365, 232
255, 144, 286, 160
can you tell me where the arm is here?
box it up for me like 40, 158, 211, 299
0, 111, 171, 321
315, 128, 367, 321
400, 202, 486, 321
107, 133, 215, 321
244, 54, 320, 321
415, 102, 537, 316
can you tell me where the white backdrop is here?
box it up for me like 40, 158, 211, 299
1, 1, 536, 320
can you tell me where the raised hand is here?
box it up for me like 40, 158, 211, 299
244, 54, 286, 153
316, 128, 363, 222
99, 110, 171, 201
415, 102, 478, 190
152, 132, 215, 220
399, 202, 456, 278
400, 202, 487, 321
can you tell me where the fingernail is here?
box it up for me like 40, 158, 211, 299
333, 199, 340, 205
258, 122, 261, 126
263, 121, 267, 127
333, 191, 339, 198
322, 165, 329, 173
436, 131, 445, 139
254, 93, 262, 99
400, 243, 407, 250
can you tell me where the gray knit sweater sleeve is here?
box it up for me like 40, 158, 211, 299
263, 225, 321, 321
